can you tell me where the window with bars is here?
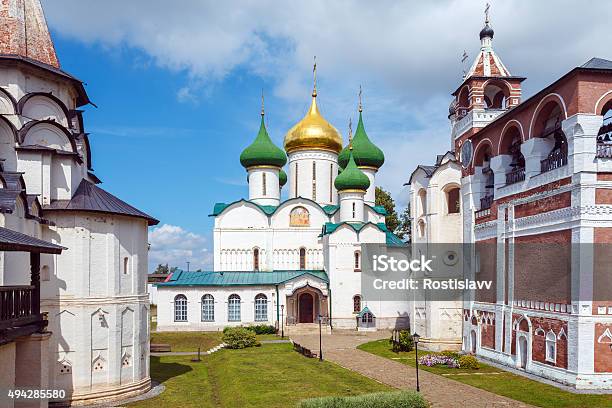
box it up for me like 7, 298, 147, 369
254, 294, 268, 321
354, 251, 361, 271
201, 294, 214, 322
353, 295, 361, 313
228, 294, 241, 322
174, 295, 187, 322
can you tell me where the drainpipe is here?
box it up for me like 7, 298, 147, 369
275, 285, 280, 328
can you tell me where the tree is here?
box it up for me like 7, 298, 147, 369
153, 263, 169, 274
395, 205, 412, 242
375, 187, 400, 233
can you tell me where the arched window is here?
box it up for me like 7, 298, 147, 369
418, 219, 426, 238
299, 248, 306, 270
361, 311, 373, 324
312, 161, 317, 200
353, 295, 361, 313
253, 248, 260, 271
598, 102, 612, 144
500, 127, 525, 185
254, 294, 268, 321
545, 331, 557, 363
201, 294, 214, 322
174, 295, 187, 322
483, 81, 509, 109
352, 202, 356, 218
354, 251, 361, 271
123, 257, 129, 274
418, 189, 427, 217
262, 173, 267, 196
446, 187, 460, 214
228, 294, 241, 322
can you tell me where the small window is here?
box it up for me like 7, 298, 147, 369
352, 202, 356, 218
354, 251, 361, 271
545, 331, 556, 363
299, 248, 306, 270
253, 248, 260, 271
361, 311, 373, 324
418, 220, 425, 238
255, 294, 268, 321
312, 162, 317, 200
228, 294, 241, 322
123, 257, 129, 274
262, 173, 267, 196
202, 294, 214, 322
174, 295, 187, 322
353, 295, 361, 313
446, 187, 460, 214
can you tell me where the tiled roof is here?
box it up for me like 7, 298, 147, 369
0, 226, 65, 253
157, 270, 329, 287
581, 57, 612, 70
43, 179, 159, 225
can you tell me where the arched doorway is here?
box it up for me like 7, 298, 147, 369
298, 293, 314, 323
518, 336, 528, 369
470, 330, 477, 353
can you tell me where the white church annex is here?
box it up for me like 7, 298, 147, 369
156, 78, 410, 332
0, 0, 158, 406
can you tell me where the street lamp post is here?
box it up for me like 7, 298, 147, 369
280, 304, 285, 339
413, 332, 421, 392
318, 314, 323, 361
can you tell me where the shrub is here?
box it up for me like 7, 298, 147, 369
418, 354, 459, 368
458, 355, 480, 369
222, 327, 258, 349
248, 324, 277, 335
297, 391, 428, 408
390, 330, 414, 352
440, 350, 460, 359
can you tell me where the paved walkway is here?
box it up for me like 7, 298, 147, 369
291, 331, 535, 408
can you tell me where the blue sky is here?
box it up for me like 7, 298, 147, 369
42, 0, 611, 271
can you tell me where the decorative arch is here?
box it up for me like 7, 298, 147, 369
0, 87, 17, 115
17, 92, 71, 121
457, 85, 470, 110
473, 138, 493, 167
442, 183, 461, 214
482, 78, 511, 109
594, 90, 612, 116
528, 93, 568, 139
18, 92, 70, 127
498, 122, 525, 155
19, 119, 78, 153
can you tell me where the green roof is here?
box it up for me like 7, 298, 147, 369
321, 221, 406, 247
279, 169, 287, 186
357, 306, 374, 318
338, 111, 384, 169
210, 198, 338, 217
334, 150, 370, 192
157, 270, 329, 287
367, 204, 387, 215
240, 115, 287, 169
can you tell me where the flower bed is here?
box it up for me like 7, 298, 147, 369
418, 354, 459, 368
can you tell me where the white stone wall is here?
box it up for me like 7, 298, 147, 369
247, 167, 280, 206
288, 150, 338, 205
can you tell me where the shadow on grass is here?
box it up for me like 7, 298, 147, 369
150, 356, 193, 384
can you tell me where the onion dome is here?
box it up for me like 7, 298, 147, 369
284, 91, 343, 154
338, 111, 384, 169
334, 149, 370, 192
279, 169, 287, 187
479, 23, 494, 40
240, 114, 287, 169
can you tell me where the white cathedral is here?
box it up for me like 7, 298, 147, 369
156, 81, 411, 332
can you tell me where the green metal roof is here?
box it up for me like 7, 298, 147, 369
157, 270, 329, 287
279, 168, 288, 186
357, 306, 374, 318
320, 221, 406, 247
240, 115, 287, 169
367, 204, 387, 215
210, 198, 338, 217
338, 111, 385, 169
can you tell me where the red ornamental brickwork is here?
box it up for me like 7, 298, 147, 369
595, 189, 612, 205
0, 0, 59, 68
475, 238, 497, 303
514, 191, 571, 218
478, 311, 496, 349
514, 230, 571, 305
530, 316, 568, 369
594, 323, 612, 373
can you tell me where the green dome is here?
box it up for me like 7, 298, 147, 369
240, 115, 287, 169
338, 112, 384, 169
334, 150, 370, 192
279, 169, 287, 186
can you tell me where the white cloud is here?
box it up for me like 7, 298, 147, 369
148, 224, 212, 271
42, 0, 611, 203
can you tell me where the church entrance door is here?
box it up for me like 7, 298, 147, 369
298, 293, 314, 323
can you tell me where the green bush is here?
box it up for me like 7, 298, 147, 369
398, 330, 414, 352
248, 324, 277, 335
440, 350, 460, 359
458, 354, 480, 369
297, 391, 428, 408
222, 327, 258, 349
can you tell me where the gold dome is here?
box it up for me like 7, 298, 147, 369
284, 93, 343, 154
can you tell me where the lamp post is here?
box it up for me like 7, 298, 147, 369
413, 332, 421, 392
280, 304, 285, 339
318, 314, 323, 361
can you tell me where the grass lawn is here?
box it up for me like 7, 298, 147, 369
150, 331, 282, 352
130, 343, 391, 408
358, 339, 612, 408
